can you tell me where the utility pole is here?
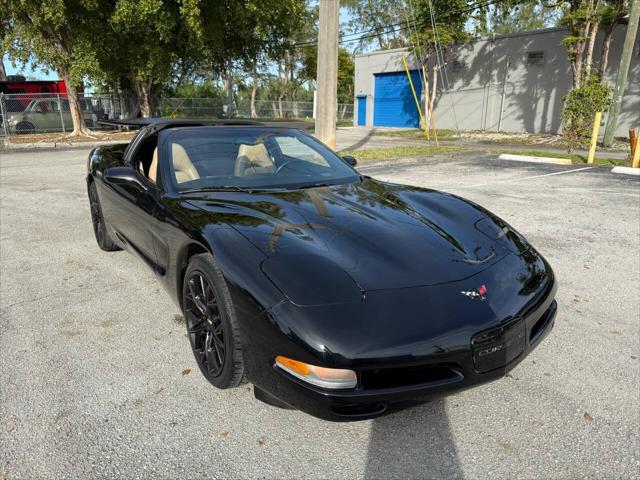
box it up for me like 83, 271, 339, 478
315, 0, 339, 149
603, 0, 639, 146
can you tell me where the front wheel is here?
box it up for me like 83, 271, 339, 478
183, 253, 244, 389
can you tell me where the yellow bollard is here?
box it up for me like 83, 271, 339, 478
587, 111, 602, 164
633, 133, 640, 168
402, 55, 429, 142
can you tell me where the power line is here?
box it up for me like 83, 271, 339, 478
292, 0, 507, 48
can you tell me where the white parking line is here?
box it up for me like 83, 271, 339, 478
450, 166, 597, 189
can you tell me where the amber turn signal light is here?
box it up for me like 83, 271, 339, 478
274, 355, 357, 389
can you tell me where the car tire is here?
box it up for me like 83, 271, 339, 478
182, 253, 245, 389
88, 181, 121, 251
15, 122, 35, 135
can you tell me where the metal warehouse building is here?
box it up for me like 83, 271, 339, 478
353, 26, 639, 137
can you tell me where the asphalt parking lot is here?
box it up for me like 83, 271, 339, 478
1, 146, 638, 479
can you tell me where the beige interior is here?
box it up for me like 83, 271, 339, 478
148, 147, 158, 183
234, 143, 275, 176
172, 143, 200, 183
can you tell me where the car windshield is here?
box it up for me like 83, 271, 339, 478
162, 127, 360, 191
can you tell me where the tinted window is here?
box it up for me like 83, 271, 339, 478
162, 127, 359, 191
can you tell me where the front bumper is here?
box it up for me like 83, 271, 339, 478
246, 278, 557, 421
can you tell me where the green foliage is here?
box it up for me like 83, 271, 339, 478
407, 0, 470, 66
1, 0, 103, 84
561, 75, 612, 151
482, 0, 561, 35
300, 48, 355, 103
342, 0, 408, 50
174, 80, 225, 99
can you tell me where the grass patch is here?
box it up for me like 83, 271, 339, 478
342, 145, 469, 162
492, 149, 630, 166
371, 128, 458, 140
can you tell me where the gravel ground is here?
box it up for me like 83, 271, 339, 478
1, 145, 638, 479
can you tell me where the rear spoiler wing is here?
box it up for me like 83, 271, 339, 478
97, 118, 264, 129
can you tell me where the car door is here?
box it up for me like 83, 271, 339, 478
99, 135, 160, 270
30, 100, 62, 132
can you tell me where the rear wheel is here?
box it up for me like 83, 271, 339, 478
88, 181, 120, 251
182, 254, 244, 389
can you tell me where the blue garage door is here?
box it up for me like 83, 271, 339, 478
357, 96, 366, 126
373, 71, 422, 127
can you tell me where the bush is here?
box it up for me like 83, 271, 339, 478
561, 76, 612, 151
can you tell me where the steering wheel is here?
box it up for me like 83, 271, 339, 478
274, 159, 306, 175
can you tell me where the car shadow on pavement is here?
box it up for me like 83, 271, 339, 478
341, 128, 375, 152
364, 399, 463, 479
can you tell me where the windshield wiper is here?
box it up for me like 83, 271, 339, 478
179, 186, 255, 194
291, 182, 332, 190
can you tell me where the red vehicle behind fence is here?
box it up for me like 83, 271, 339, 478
0, 77, 68, 112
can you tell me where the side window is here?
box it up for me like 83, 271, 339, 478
274, 136, 329, 166
134, 135, 159, 184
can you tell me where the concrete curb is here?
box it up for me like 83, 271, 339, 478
497, 153, 573, 165
611, 166, 640, 176
1, 139, 127, 151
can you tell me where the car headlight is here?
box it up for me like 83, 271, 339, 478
275, 355, 357, 389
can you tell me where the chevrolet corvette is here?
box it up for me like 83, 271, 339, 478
87, 119, 557, 420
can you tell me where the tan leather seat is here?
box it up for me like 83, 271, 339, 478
148, 147, 158, 183
234, 144, 274, 176
172, 143, 200, 183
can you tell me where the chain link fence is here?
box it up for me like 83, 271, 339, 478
1, 93, 354, 137
0, 92, 124, 136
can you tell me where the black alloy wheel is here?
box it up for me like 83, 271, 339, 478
185, 271, 226, 377
88, 182, 120, 251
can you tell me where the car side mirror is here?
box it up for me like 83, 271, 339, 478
342, 155, 357, 166
104, 167, 148, 191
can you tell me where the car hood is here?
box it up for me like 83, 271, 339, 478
185, 178, 528, 292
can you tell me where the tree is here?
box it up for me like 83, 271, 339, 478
560, 0, 600, 88
598, 0, 626, 76
342, 0, 408, 50
481, 0, 561, 34
97, 0, 202, 117
301, 46, 355, 116
408, 0, 470, 121
2, 0, 103, 135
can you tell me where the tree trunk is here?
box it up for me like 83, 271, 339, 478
59, 70, 89, 136
585, 18, 601, 77
568, 0, 595, 88
250, 67, 258, 119
430, 66, 438, 119
599, 25, 615, 78
222, 64, 235, 118
0, 58, 6, 81
423, 65, 431, 129
133, 79, 153, 118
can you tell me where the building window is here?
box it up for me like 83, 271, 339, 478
526, 51, 545, 66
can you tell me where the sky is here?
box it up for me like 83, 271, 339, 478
3, 54, 58, 80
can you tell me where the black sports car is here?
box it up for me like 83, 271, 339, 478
87, 119, 557, 421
